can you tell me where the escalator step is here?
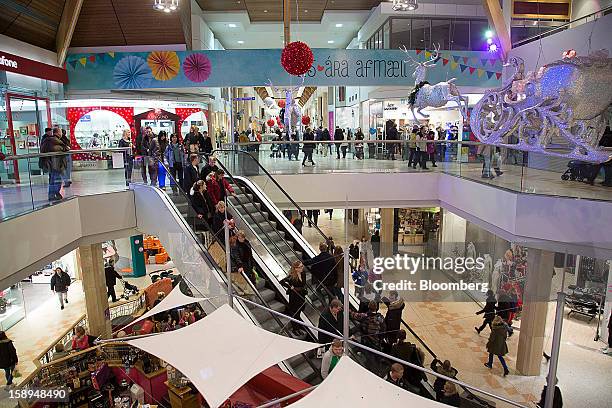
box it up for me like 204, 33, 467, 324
259, 288, 276, 303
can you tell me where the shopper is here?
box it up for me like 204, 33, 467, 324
280, 260, 307, 336
292, 212, 304, 234
51, 343, 69, 361
384, 363, 408, 390
0, 331, 17, 389
50, 267, 71, 310
475, 289, 497, 334
184, 125, 203, 153
191, 180, 215, 230
104, 261, 124, 303
202, 130, 213, 156
322, 128, 332, 156
332, 246, 345, 302
212, 201, 233, 240
200, 155, 219, 181
382, 291, 405, 347
71, 326, 90, 351
306, 209, 319, 227
426, 130, 437, 167
386, 122, 399, 160
484, 315, 510, 376
40, 127, 69, 201
58, 128, 72, 187
302, 127, 316, 166
439, 382, 461, 407
536, 379, 563, 408
334, 127, 344, 159
430, 358, 458, 401
140, 127, 160, 186
321, 339, 343, 379
407, 129, 418, 168
232, 230, 255, 283
317, 299, 344, 346
355, 128, 365, 160
370, 231, 381, 258
417, 127, 428, 170
165, 134, 185, 194
353, 301, 386, 372
304, 243, 336, 304
183, 154, 200, 194
207, 170, 234, 205
118, 129, 134, 186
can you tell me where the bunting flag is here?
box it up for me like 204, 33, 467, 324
88, 55, 96, 63
472, 57, 479, 64
96, 53, 105, 62
496, 72, 502, 80
108, 51, 115, 58
486, 71, 494, 79
463, 56, 469, 64
481, 59, 489, 67
79, 57, 87, 66
459, 64, 468, 72
450, 61, 458, 70
69, 60, 78, 70
477, 68, 484, 78
490, 59, 497, 66
469, 67, 476, 74
442, 58, 449, 66
453, 55, 461, 63
416, 49, 422, 55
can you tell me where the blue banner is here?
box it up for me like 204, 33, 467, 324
65, 49, 502, 90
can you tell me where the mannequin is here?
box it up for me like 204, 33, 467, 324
491, 259, 503, 294
483, 253, 493, 287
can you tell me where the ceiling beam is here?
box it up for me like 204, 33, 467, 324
482, 0, 511, 60
0, 0, 58, 28
56, 0, 84, 66
283, 0, 291, 45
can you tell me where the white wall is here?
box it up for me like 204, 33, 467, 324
571, 0, 612, 20
507, 12, 612, 75
0, 191, 137, 288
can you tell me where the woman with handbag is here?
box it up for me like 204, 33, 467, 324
280, 261, 307, 336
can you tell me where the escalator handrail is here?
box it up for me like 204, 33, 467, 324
239, 271, 323, 382
211, 149, 330, 242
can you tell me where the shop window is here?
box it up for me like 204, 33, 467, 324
469, 20, 489, 52
411, 19, 431, 50
74, 109, 130, 149
431, 20, 451, 50
450, 20, 470, 50
391, 18, 411, 49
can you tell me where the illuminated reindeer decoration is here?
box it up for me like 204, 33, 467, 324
400, 44, 469, 121
266, 76, 303, 134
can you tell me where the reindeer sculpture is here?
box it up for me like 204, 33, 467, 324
401, 44, 469, 121
266, 76, 304, 135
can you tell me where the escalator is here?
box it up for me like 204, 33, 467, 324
132, 163, 324, 384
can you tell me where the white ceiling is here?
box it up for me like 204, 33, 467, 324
202, 10, 372, 49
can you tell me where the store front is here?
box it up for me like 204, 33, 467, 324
0, 50, 68, 183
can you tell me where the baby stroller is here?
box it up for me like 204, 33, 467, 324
120, 280, 139, 300
561, 160, 591, 182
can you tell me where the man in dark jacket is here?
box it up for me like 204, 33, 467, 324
382, 291, 405, 347
231, 230, 255, 283
202, 131, 213, 155
333, 126, 344, 159
303, 242, 336, 303
183, 154, 200, 193
302, 128, 315, 166
0, 331, 18, 387
392, 330, 426, 392
40, 127, 69, 201
105, 262, 123, 302
475, 289, 497, 334
200, 155, 219, 181
317, 299, 344, 346
386, 122, 399, 160
50, 267, 71, 310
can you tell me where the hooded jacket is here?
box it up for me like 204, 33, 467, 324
487, 320, 509, 356
0, 338, 17, 368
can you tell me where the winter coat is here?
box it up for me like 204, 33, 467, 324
408, 132, 417, 149
183, 164, 199, 193
334, 128, 344, 142
302, 131, 315, 152
384, 297, 405, 335
202, 136, 213, 154
39, 135, 69, 172
280, 272, 306, 319
357, 311, 386, 349
0, 339, 18, 368
393, 341, 426, 386
231, 240, 254, 274
304, 251, 336, 287
317, 308, 344, 344
191, 191, 214, 219
430, 358, 458, 393
50, 271, 71, 293
487, 320, 509, 356
206, 176, 234, 205
476, 295, 497, 320
426, 133, 436, 154
104, 266, 122, 287
165, 143, 185, 167
142, 135, 160, 159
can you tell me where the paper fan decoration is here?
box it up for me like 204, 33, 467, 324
147, 51, 180, 81
113, 55, 152, 89
183, 53, 212, 83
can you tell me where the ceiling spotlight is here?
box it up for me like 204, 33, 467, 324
228, 23, 237, 28
335, 23, 343, 27
328, 40, 335, 44
153, 0, 179, 12
263, 9, 268, 13
487, 38, 493, 44
237, 40, 244, 44
488, 43, 498, 53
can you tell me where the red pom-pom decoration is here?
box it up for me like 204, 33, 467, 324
277, 99, 286, 109
301, 115, 311, 125
266, 119, 275, 127
281, 41, 314, 76
276, 116, 282, 125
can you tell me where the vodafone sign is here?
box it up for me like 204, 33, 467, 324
0, 51, 68, 84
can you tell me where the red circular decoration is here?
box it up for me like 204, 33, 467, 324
280, 41, 314, 76
301, 115, 311, 126
266, 119, 275, 127
277, 99, 286, 109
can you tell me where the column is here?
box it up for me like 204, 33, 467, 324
516, 248, 554, 375
357, 208, 369, 239
78, 243, 111, 338
379, 208, 394, 257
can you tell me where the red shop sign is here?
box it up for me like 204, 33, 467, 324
0, 51, 68, 84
